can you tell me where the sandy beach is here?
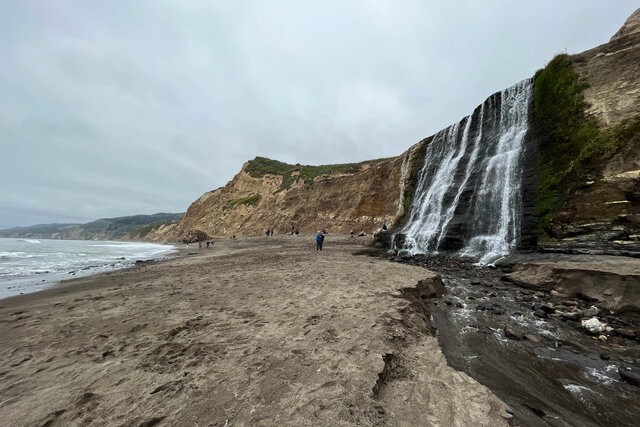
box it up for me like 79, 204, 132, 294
0, 235, 510, 426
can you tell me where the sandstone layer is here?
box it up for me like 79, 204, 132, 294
157, 146, 424, 242
0, 236, 510, 426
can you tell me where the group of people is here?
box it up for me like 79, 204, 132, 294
197, 240, 215, 249
265, 229, 274, 236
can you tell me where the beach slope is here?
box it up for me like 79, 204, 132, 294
0, 236, 509, 426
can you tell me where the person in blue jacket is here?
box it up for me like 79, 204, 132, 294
316, 231, 324, 251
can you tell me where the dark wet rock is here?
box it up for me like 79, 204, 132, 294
615, 328, 637, 339
561, 312, 581, 321
534, 309, 548, 318
540, 304, 556, 313
455, 302, 464, 308
445, 300, 452, 306
468, 296, 476, 301
618, 365, 640, 387
504, 324, 523, 340
600, 353, 611, 360
581, 306, 599, 318
470, 280, 482, 286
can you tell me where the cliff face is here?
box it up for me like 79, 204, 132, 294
537, 9, 640, 255
163, 146, 424, 241
166, 9, 640, 254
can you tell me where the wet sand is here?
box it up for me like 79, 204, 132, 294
0, 235, 510, 426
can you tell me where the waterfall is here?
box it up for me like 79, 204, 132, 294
399, 79, 533, 264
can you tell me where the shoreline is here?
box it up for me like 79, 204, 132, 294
0, 235, 510, 426
0, 239, 179, 301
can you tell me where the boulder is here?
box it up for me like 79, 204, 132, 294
581, 317, 606, 335
618, 365, 640, 387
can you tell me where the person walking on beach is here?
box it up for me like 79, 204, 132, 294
316, 231, 324, 251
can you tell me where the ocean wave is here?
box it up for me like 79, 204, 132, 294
20, 239, 41, 244
0, 251, 30, 259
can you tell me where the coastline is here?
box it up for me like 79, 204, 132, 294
0, 235, 510, 425
0, 239, 179, 300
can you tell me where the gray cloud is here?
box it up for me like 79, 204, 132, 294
0, 1, 637, 228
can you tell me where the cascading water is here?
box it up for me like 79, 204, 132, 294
399, 79, 533, 264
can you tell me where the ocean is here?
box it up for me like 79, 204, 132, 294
0, 238, 176, 299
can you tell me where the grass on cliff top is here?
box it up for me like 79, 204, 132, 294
534, 54, 640, 235
223, 194, 262, 211
245, 156, 390, 192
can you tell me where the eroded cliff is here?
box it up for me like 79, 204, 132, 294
157, 145, 425, 241
157, 9, 640, 255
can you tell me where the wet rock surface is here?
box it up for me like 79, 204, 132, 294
392, 253, 640, 427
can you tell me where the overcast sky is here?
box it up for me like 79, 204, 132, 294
1, 1, 637, 228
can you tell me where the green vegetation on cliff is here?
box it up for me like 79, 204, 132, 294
533, 54, 639, 233
223, 194, 262, 211
394, 141, 429, 227
245, 156, 389, 192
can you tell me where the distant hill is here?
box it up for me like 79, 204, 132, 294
0, 213, 184, 241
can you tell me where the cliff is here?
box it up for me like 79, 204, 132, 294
165, 9, 640, 254
534, 8, 640, 255
159, 148, 425, 241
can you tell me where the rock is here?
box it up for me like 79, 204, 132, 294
561, 312, 581, 321
598, 334, 608, 341
525, 334, 540, 343
534, 309, 548, 318
600, 353, 611, 360
615, 328, 637, 339
540, 304, 556, 314
551, 290, 570, 298
581, 306, 599, 318
581, 317, 606, 335
504, 324, 523, 340
618, 365, 640, 387
455, 302, 464, 308
603, 288, 614, 296
470, 281, 482, 286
